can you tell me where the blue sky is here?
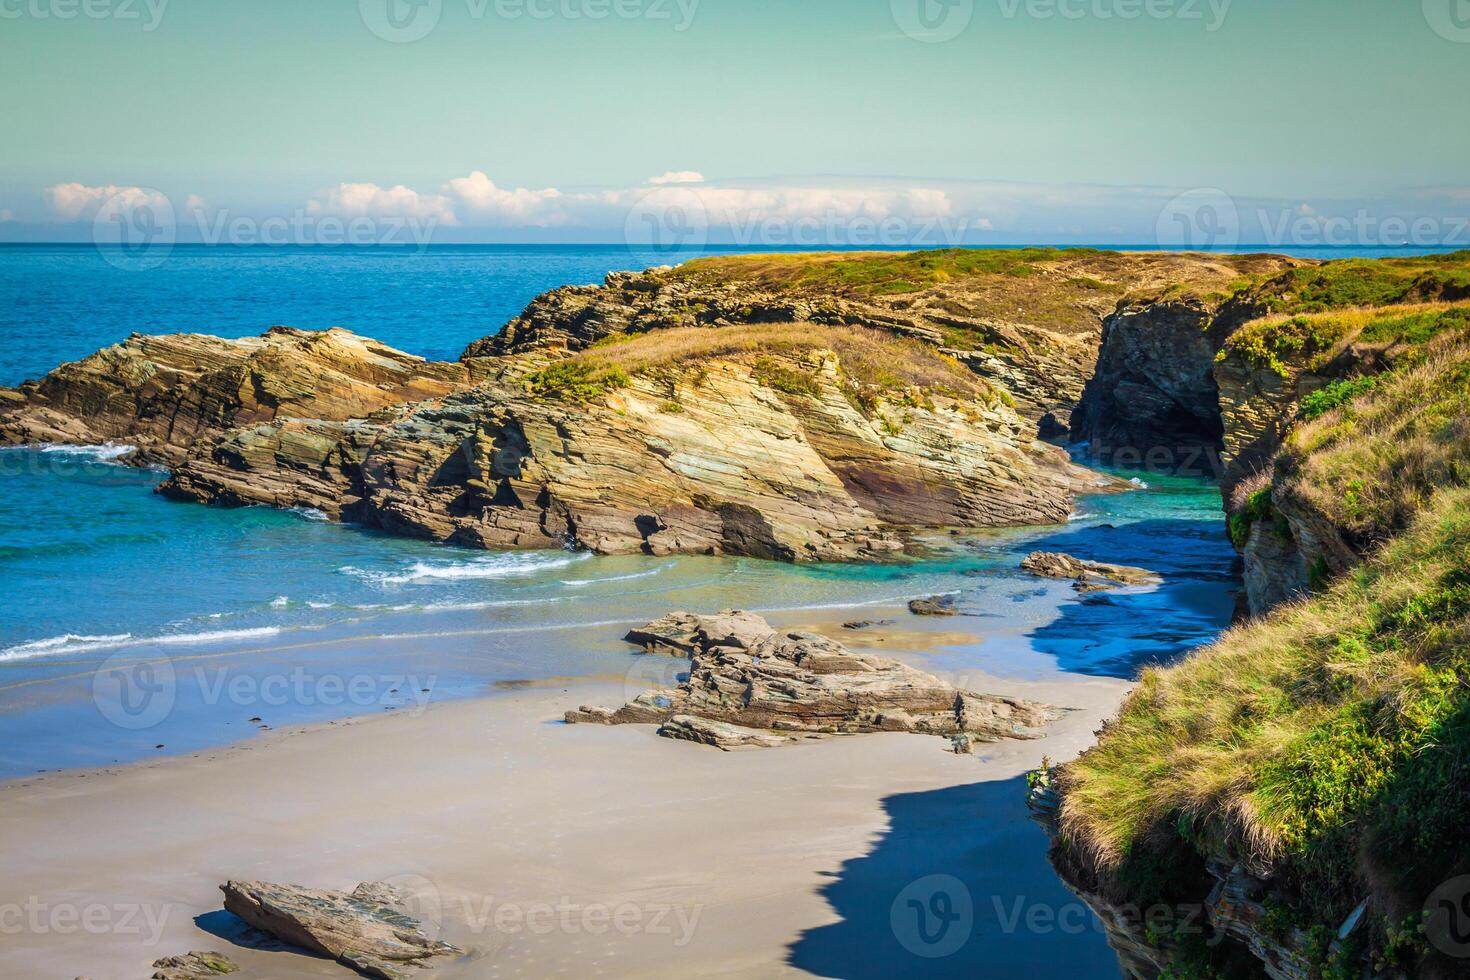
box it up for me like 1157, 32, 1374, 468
3, 0, 1469, 245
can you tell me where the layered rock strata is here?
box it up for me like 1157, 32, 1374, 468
566, 611, 1057, 745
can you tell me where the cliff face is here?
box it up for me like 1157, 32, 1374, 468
153, 331, 1090, 560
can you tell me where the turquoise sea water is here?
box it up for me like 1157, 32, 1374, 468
0, 242, 1425, 777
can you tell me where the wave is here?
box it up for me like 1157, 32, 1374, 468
560, 563, 672, 587
288, 506, 330, 523
339, 551, 591, 586
37, 442, 137, 462
0, 626, 283, 663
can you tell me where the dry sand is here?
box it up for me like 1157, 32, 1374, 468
0, 622, 1130, 980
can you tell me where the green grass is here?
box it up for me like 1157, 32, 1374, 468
1219, 301, 1470, 378
1299, 375, 1379, 421
523, 360, 631, 402
1243, 252, 1470, 316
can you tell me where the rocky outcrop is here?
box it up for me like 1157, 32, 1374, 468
567, 612, 1057, 744
1069, 299, 1229, 474
0, 327, 469, 466
151, 951, 239, 980
907, 594, 959, 616
623, 609, 773, 656
1020, 551, 1162, 592
220, 880, 460, 980
141, 331, 1095, 560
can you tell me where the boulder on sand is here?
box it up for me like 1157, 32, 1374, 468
908, 595, 959, 616
220, 880, 460, 980
150, 951, 239, 980
569, 612, 1056, 746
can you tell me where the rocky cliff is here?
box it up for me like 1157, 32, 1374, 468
2, 248, 1287, 563
1041, 268, 1470, 978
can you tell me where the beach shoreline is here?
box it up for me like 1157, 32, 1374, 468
0, 621, 1130, 979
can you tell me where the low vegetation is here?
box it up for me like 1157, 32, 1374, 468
1236, 251, 1470, 316
1220, 301, 1470, 376
541, 321, 998, 414
1279, 335, 1470, 551
1059, 335, 1470, 976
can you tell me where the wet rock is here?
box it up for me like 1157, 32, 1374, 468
1020, 552, 1161, 590
568, 613, 1055, 745
220, 880, 459, 979
908, 595, 959, 616
150, 952, 239, 980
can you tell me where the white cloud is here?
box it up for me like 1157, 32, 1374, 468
648, 171, 705, 185
185, 194, 207, 211
443, 171, 565, 225
45, 182, 170, 220
307, 182, 457, 226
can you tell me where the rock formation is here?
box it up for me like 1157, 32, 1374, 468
567, 611, 1056, 745
0, 327, 468, 466
1020, 551, 1162, 592
907, 595, 960, 616
220, 880, 460, 980
150, 951, 240, 980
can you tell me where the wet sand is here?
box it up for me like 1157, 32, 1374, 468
0, 627, 1129, 979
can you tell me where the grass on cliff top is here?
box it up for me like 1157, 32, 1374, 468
526, 321, 996, 408
1277, 334, 1470, 551
1237, 251, 1470, 316
1059, 482, 1470, 929
1219, 301, 1470, 376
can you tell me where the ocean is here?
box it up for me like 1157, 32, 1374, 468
0, 242, 1426, 777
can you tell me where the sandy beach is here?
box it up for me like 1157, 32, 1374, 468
0, 615, 1130, 980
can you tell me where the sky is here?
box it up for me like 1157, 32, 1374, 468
3, 0, 1470, 247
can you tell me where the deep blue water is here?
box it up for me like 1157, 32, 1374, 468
0, 241, 1417, 776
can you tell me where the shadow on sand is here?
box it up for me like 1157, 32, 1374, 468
788, 774, 1122, 979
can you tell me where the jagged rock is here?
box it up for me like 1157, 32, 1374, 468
657, 715, 793, 749
150, 952, 239, 980
623, 610, 771, 656
1020, 552, 1161, 590
568, 612, 1056, 745
908, 595, 959, 616
0, 327, 468, 466
220, 880, 460, 979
